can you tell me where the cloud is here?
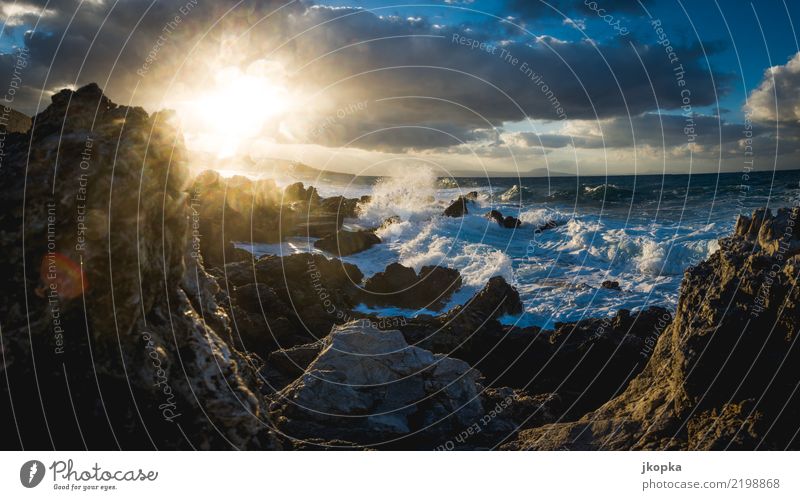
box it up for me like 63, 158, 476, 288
748, 51, 800, 123
278, 6, 725, 152
0, 0, 733, 159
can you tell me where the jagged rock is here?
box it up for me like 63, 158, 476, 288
0, 106, 30, 133
505, 208, 800, 450
283, 182, 321, 204
262, 340, 326, 392
0, 83, 279, 450
486, 209, 522, 228
443, 196, 469, 217
314, 230, 381, 256
270, 322, 484, 447
318, 195, 361, 219
361, 263, 462, 311
401, 302, 671, 418
224, 253, 364, 339
601, 280, 621, 290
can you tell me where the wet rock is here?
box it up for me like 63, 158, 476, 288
486, 209, 522, 228
318, 195, 362, 219
443, 196, 469, 217
601, 280, 621, 290
506, 208, 800, 450
361, 263, 462, 311
314, 230, 381, 256
270, 322, 484, 447
224, 253, 364, 339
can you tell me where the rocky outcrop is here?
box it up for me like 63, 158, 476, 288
0, 84, 279, 450
486, 209, 522, 229
0, 106, 30, 133
443, 196, 469, 217
400, 298, 671, 419
314, 230, 381, 256
361, 263, 462, 311
223, 253, 364, 341
601, 280, 621, 290
506, 208, 800, 450
189, 173, 364, 268
269, 322, 484, 448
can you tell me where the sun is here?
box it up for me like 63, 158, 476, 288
175, 66, 291, 158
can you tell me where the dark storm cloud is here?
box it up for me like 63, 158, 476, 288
285, 5, 726, 152
2, 0, 727, 156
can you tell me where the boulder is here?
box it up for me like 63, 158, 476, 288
361, 263, 462, 311
270, 322, 484, 447
314, 230, 381, 256
223, 253, 364, 339
601, 280, 621, 290
443, 196, 469, 217
486, 209, 522, 228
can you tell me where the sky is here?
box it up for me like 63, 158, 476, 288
2, 0, 800, 176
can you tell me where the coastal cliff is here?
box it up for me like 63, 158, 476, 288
1, 84, 798, 450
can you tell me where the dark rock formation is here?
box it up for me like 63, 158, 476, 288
443, 196, 469, 217
189, 173, 364, 268
400, 297, 671, 419
506, 208, 800, 450
486, 209, 522, 229
269, 322, 484, 448
0, 84, 279, 450
0, 106, 30, 133
223, 253, 364, 340
601, 280, 621, 290
361, 263, 462, 311
314, 230, 381, 256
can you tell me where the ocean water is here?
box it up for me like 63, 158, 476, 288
245, 168, 800, 328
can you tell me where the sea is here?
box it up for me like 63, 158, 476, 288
242, 168, 800, 328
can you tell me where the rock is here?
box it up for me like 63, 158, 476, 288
314, 230, 381, 256
446, 276, 522, 327
443, 196, 469, 217
464, 191, 479, 201
601, 280, 621, 290
378, 215, 401, 231
535, 219, 562, 233
270, 322, 484, 447
0, 106, 30, 133
0, 83, 279, 450
401, 302, 671, 419
505, 208, 800, 450
361, 263, 462, 311
318, 195, 362, 219
262, 340, 325, 392
486, 209, 522, 228
283, 182, 321, 204
223, 253, 364, 339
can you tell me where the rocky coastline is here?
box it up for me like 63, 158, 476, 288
1, 84, 798, 450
